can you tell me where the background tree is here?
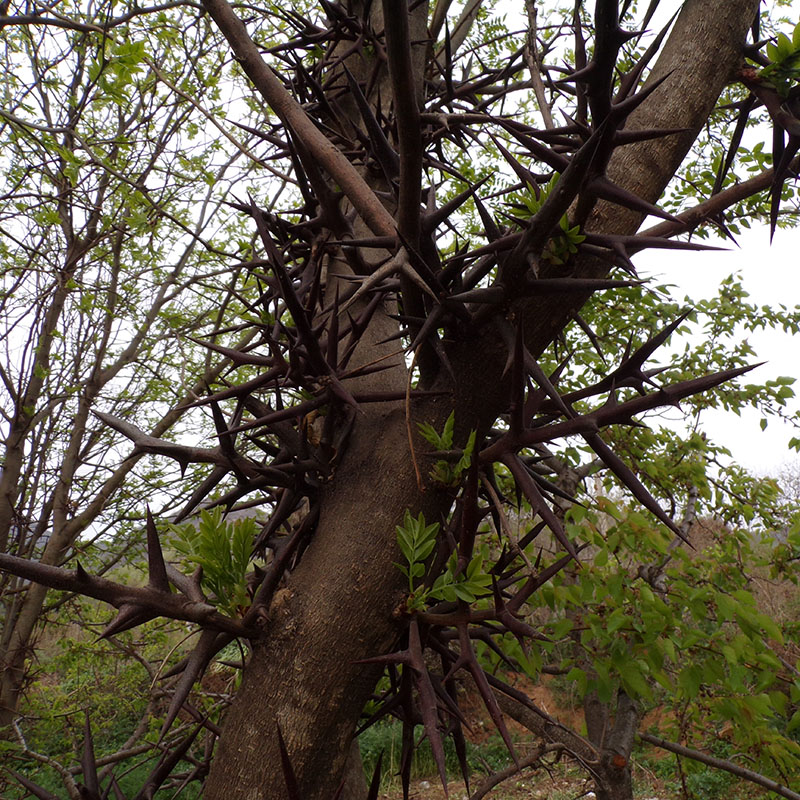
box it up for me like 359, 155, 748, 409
0, 0, 266, 727
1, 1, 800, 799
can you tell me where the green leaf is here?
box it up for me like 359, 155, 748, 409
417, 421, 442, 448
606, 609, 629, 635
453, 583, 477, 603
776, 32, 795, 61
767, 41, 780, 63
441, 411, 455, 449
619, 661, 652, 701
789, 709, 800, 733
566, 666, 588, 694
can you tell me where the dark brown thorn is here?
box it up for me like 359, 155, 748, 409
10, 772, 60, 800
490, 134, 539, 188
76, 560, 91, 583
503, 455, 578, 559
422, 175, 491, 234
277, 724, 302, 800
472, 192, 502, 242
587, 176, 680, 223
584, 432, 687, 543
616, 7, 678, 101
458, 622, 519, 768
510, 323, 525, 436
160, 629, 231, 739
187, 336, 275, 367
81, 711, 99, 797
408, 618, 449, 795
100, 603, 154, 640
145, 507, 170, 593
135, 722, 204, 800
341, 64, 399, 180
173, 467, 230, 524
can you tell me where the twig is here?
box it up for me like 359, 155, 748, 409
469, 743, 559, 800
12, 719, 82, 800
639, 732, 800, 800
524, 0, 555, 129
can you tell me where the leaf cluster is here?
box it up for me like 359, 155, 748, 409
171, 508, 259, 617
417, 412, 476, 487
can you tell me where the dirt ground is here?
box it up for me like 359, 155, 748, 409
374, 675, 672, 800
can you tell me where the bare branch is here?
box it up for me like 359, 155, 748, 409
639, 732, 800, 800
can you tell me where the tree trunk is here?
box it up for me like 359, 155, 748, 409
200, 1, 760, 797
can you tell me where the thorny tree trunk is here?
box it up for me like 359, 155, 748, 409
198, 1, 759, 797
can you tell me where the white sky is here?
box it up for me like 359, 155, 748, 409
637, 225, 800, 475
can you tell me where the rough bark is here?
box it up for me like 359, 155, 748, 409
593, 692, 639, 800
198, 1, 760, 798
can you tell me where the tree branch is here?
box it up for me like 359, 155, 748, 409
469, 743, 559, 800
639, 731, 800, 800
0, 552, 256, 638
382, 0, 423, 246
642, 156, 800, 240
200, 0, 396, 239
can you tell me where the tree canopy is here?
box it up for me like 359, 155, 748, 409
1, 1, 800, 799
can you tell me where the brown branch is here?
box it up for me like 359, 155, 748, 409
94, 412, 226, 466
382, 0, 423, 245
200, 0, 396, 239
524, 0, 554, 130
495, 691, 597, 763
446, 0, 484, 59
639, 731, 800, 800
12, 719, 82, 800
642, 156, 800, 239
0, 552, 256, 638
479, 363, 758, 462
429, 0, 456, 43
0, 14, 105, 32
469, 743, 558, 800
0, 2, 202, 33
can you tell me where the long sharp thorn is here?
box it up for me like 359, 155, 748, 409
145, 507, 170, 592
366, 752, 383, 800
160, 630, 230, 740
473, 192, 501, 242
209, 400, 237, 459
328, 285, 340, 371
504, 455, 577, 559
490, 135, 538, 187
460, 624, 519, 768
771, 133, 800, 241
277, 725, 302, 800
588, 176, 680, 222
10, 772, 59, 800
99, 604, 154, 640
134, 723, 203, 800
342, 64, 399, 179
444, 19, 454, 99
408, 619, 449, 795
586, 433, 687, 543
81, 712, 99, 797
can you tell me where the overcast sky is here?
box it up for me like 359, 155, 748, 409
637, 224, 800, 475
